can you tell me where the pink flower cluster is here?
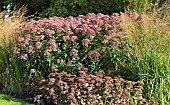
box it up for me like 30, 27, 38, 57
14, 12, 125, 74
19, 13, 120, 41
89, 50, 100, 60
70, 49, 78, 56
82, 38, 90, 47
15, 13, 122, 57
48, 39, 56, 49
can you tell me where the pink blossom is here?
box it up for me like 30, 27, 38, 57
87, 87, 93, 92
86, 28, 95, 36
44, 46, 52, 56
48, 39, 56, 49
76, 62, 83, 70
66, 31, 74, 36
34, 35, 44, 41
110, 38, 120, 47
34, 36, 40, 41
44, 29, 55, 36
24, 38, 32, 45
104, 24, 112, 30
30, 69, 35, 73
82, 39, 90, 47
102, 35, 110, 43
92, 25, 101, 32
18, 37, 24, 42
91, 19, 98, 25
13, 47, 20, 54
70, 49, 78, 56
28, 45, 34, 53
62, 35, 70, 42
51, 66, 58, 71
82, 67, 88, 71
67, 60, 73, 66
89, 50, 100, 60
84, 83, 89, 87
70, 36, 78, 42
35, 42, 43, 49
75, 28, 83, 33
61, 59, 64, 63
108, 30, 115, 35
20, 54, 28, 60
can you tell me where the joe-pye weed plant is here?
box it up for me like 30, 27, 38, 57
120, 12, 170, 104
14, 13, 132, 82
0, 7, 27, 93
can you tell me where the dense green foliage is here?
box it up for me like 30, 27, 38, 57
40, 0, 129, 17
0, 0, 167, 18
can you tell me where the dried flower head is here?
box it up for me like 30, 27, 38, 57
49, 78, 55, 85
89, 50, 100, 60
76, 63, 83, 70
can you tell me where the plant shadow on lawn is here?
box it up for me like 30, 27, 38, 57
0, 93, 34, 105
0, 84, 34, 105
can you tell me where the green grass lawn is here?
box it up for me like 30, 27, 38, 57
0, 94, 34, 105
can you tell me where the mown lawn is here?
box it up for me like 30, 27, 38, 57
0, 94, 34, 105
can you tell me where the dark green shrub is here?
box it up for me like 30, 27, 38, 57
40, 0, 130, 18
39, 0, 165, 18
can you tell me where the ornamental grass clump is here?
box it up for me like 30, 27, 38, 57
14, 13, 131, 81
0, 7, 27, 93
29, 70, 149, 105
120, 12, 170, 104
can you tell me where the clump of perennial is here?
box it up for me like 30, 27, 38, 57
13, 12, 134, 81
29, 71, 149, 105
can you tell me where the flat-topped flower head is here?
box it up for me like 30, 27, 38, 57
13, 47, 20, 54
28, 45, 35, 53
70, 49, 78, 56
82, 39, 90, 47
70, 36, 78, 42
35, 42, 43, 49
34, 35, 44, 41
30, 69, 35, 73
67, 60, 73, 66
102, 35, 110, 43
20, 54, 28, 60
18, 37, 24, 42
44, 46, 52, 56
44, 29, 55, 36
89, 50, 100, 60
62, 35, 70, 42
48, 39, 56, 49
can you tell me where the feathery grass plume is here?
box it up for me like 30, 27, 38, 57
120, 11, 170, 104
0, 6, 28, 93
